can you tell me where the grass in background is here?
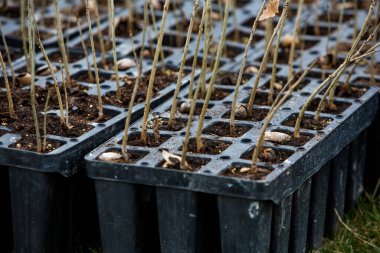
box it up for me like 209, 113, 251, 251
317, 191, 380, 253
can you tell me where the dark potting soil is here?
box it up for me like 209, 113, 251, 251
304, 25, 337, 36
97, 150, 147, 164
0, 5, 20, 18
186, 138, 231, 155
115, 18, 142, 37
222, 108, 268, 122
0, 129, 9, 136
319, 12, 354, 23
281, 114, 332, 131
353, 77, 380, 87
127, 47, 173, 60
241, 148, 294, 165
74, 72, 107, 84
126, 133, 171, 148
150, 117, 188, 132
212, 71, 252, 86
0, 49, 24, 62
203, 121, 251, 137
9, 135, 63, 153
48, 51, 85, 64
334, 85, 368, 99
307, 98, 351, 115
103, 68, 180, 107
260, 76, 310, 91
223, 46, 244, 58
159, 156, 208, 172
37, 17, 77, 30
199, 88, 232, 100
267, 129, 313, 147
221, 166, 272, 180
226, 30, 263, 44
77, 35, 114, 51
10, 30, 53, 41
170, 18, 201, 34
0, 84, 112, 152
242, 91, 290, 106
256, 46, 301, 64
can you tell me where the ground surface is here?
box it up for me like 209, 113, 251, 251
316, 191, 380, 253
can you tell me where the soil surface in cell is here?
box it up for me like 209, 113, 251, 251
267, 130, 313, 147
222, 166, 271, 180
97, 150, 147, 164
333, 85, 368, 99
213, 72, 252, 86
241, 148, 293, 164
103, 68, 179, 107
187, 138, 230, 155
161, 157, 208, 172
282, 115, 332, 131
199, 88, 231, 100
203, 122, 251, 137
222, 108, 268, 122
149, 117, 188, 132
126, 133, 170, 147
0, 84, 112, 152
307, 99, 351, 115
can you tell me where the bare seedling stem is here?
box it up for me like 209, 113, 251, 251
187, 0, 208, 99
0, 21, 15, 87
141, 0, 171, 145
288, 0, 304, 81
121, 1, 149, 159
86, 0, 103, 119
313, 0, 320, 36
21, 0, 30, 72
246, 6, 288, 116
59, 60, 70, 127
328, 1, 376, 107
195, 0, 230, 152
77, 19, 94, 82
43, 90, 50, 152
28, 0, 41, 153
127, 0, 134, 34
168, 0, 200, 128
110, 0, 121, 100
251, 61, 317, 168
268, 4, 287, 106
53, 0, 71, 87
332, 0, 346, 67
149, 0, 166, 64
229, 0, 266, 136
37, 36, 65, 125
93, 0, 107, 67
0, 51, 16, 119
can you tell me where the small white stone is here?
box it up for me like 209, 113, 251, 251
99, 152, 122, 162
264, 132, 292, 143
117, 58, 136, 70
16, 72, 32, 85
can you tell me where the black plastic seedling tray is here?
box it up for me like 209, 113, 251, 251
83, 3, 380, 253
86, 54, 379, 252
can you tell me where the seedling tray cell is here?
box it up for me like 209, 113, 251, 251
86, 56, 379, 252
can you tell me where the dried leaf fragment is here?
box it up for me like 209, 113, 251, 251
99, 152, 122, 162
264, 131, 292, 143
162, 150, 189, 169
258, 0, 280, 21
